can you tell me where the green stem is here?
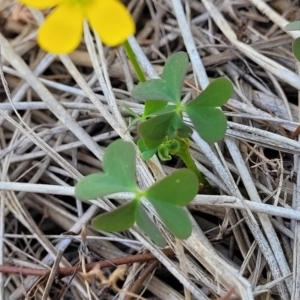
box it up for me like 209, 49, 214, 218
178, 149, 206, 185
122, 39, 146, 82
175, 139, 208, 187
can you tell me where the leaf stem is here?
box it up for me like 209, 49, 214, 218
123, 39, 146, 82
176, 139, 207, 186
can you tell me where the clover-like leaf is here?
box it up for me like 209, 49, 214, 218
285, 21, 300, 31
136, 203, 166, 247
132, 52, 189, 104
177, 122, 193, 138
75, 140, 137, 200
143, 100, 168, 117
138, 111, 176, 140
132, 79, 174, 102
167, 139, 180, 153
141, 150, 157, 161
150, 200, 192, 239
293, 37, 300, 62
152, 104, 177, 115
170, 113, 193, 139
158, 145, 172, 161
144, 138, 164, 149
137, 138, 162, 160
75, 173, 129, 200
186, 106, 227, 143
162, 52, 189, 102
186, 78, 233, 108
146, 169, 198, 206
104, 140, 136, 184
92, 200, 138, 232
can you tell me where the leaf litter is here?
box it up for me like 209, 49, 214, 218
0, 0, 299, 299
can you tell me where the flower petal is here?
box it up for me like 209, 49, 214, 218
18, 0, 61, 9
86, 0, 135, 47
37, 4, 84, 54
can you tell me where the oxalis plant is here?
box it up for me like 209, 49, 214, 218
75, 52, 234, 246
285, 22, 300, 61
75, 139, 199, 247
129, 51, 233, 184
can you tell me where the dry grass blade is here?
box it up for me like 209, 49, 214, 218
0, 0, 299, 299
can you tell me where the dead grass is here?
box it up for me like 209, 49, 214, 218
0, 0, 300, 299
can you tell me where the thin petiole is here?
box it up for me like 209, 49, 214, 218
122, 39, 146, 82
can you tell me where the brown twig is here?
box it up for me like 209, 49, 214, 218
0, 249, 174, 279
124, 260, 160, 300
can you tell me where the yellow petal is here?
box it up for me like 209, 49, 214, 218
37, 4, 84, 54
86, 0, 135, 47
18, 0, 61, 9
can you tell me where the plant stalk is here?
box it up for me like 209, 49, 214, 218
176, 139, 208, 187
122, 39, 146, 82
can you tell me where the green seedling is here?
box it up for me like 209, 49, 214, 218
131, 52, 233, 165
285, 22, 300, 61
75, 139, 198, 247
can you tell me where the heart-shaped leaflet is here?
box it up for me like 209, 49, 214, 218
75, 140, 137, 200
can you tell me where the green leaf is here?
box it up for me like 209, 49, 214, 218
162, 52, 189, 102
170, 113, 193, 139
136, 203, 166, 247
75, 140, 137, 200
144, 138, 164, 148
137, 138, 161, 160
158, 145, 172, 161
92, 200, 138, 232
146, 169, 198, 206
138, 112, 176, 140
137, 137, 150, 153
177, 122, 193, 138
143, 100, 168, 117
186, 78, 233, 108
152, 104, 176, 115
141, 150, 157, 161
150, 200, 192, 239
167, 140, 180, 153
293, 37, 300, 62
132, 52, 189, 104
104, 140, 136, 185
285, 21, 300, 31
132, 79, 174, 102
186, 106, 227, 143
75, 173, 131, 199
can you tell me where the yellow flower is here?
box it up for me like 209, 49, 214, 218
18, 0, 135, 54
